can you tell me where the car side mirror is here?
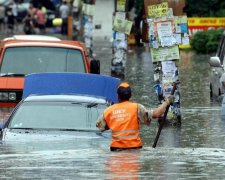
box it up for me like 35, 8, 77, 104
209, 56, 222, 67
90, 59, 100, 74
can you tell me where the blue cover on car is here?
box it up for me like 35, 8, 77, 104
23, 73, 121, 103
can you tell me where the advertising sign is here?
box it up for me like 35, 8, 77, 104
151, 45, 180, 63
82, 3, 95, 16
188, 18, 225, 35
174, 16, 188, 33
148, 2, 168, 18
113, 18, 133, 35
117, 0, 126, 11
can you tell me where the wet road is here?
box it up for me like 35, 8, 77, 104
0, 38, 225, 179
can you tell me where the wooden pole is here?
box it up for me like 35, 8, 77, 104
152, 82, 177, 148
67, 16, 73, 40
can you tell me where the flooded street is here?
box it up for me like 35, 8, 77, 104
1, 38, 225, 179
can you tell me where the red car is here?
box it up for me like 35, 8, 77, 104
0, 35, 100, 107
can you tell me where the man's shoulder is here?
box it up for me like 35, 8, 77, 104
137, 103, 147, 110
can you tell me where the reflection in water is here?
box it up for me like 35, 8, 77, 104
105, 151, 141, 180
179, 51, 212, 108
0, 108, 12, 124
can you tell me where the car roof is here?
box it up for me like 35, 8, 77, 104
3, 35, 61, 41
24, 94, 108, 104
1, 36, 87, 52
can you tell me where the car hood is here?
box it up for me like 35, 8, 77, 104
0, 77, 24, 89
1, 128, 111, 151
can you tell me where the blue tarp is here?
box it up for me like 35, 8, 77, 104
23, 73, 121, 103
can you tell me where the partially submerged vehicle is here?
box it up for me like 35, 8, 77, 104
0, 72, 120, 141
208, 31, 225, 118
0, 35, 100, 107
209, 31, 225, 99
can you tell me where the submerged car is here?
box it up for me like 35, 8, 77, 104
0, 72, 120, 141
1, 94, 110, 141
209, 31, 225, 99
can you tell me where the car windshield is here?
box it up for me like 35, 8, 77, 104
218, 36, 225, 65
8, 101, 106, 131
0, 47, 86, 75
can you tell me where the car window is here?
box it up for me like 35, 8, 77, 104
217, 36, 225, 65
8, 101, 106, 130
0, 47, 86, 74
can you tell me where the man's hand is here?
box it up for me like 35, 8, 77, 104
96, 121, 102, 128
166, 95, 175, 105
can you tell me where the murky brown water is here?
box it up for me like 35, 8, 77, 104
0, 39, 224, 179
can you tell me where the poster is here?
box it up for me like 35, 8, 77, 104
82, 3, 95, 16
73, 0, 81, 7
156, 20, 176, 47
115, 11, 126, 19
115, 32, 126, 41
148, 2, 168, 18
174, 16, 188, 33
113, 18, 133, 35
157, 21, 173, 38
174, 34, 182, 44
161, 60, 177, 77
117, 0, 126, 11
182, 34, 190, 45
150, 46, 180, 62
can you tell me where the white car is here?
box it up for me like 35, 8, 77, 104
209, 31, 225, 99
3, 34, 61, 41
1, 94, 110, 141
0, 72, 121, 141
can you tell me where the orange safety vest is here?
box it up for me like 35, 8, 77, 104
103, 101, 142, 148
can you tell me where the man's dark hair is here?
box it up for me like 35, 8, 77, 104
117, 82, 131, 101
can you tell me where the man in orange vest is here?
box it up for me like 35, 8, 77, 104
96, 82, 174, 151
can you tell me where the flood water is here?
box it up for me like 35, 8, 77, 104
0, 39, 225, 179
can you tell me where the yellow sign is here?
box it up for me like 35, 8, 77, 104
82, 3, 95, 16
117, 0, 126, 11
188, 18, 225, 26
113, 18, 133, 35
151, 45, 180, 63
148, 2, 168, 18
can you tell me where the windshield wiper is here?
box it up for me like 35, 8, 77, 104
10, 127, 34, 130
58, 129, 97, 132
86, 103, 98, 108
0, 73, 25, 77
71, 102, 98, 108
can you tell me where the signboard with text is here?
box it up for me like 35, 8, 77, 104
148, 2, 168, 18
150, 45, 180, 63
188, 18, 225, 35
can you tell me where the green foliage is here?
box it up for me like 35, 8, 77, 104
191, 29, 224, 54
184, 0, 225, 17
215, 9, 225, 17
134, 0, 144, 16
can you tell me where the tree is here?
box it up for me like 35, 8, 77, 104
191, 29, 224, 53
184, 0, 225, 17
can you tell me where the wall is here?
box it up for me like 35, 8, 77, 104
93, 0, 114, 39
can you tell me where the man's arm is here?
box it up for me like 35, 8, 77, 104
152, 100, 170, 118
138, 95, 174, 124
152, 95, 174, 118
